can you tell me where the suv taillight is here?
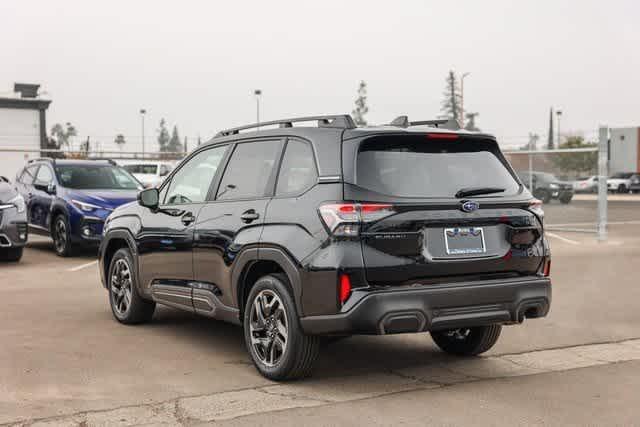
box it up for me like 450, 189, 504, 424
528, 198, 544, 219
318, 203, 395, 236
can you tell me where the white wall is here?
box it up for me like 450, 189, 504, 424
0, 108, 40, 180
609, 127, 639, 174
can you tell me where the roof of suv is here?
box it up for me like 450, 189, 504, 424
205, 114, 496, 146
29, 159, 117, 167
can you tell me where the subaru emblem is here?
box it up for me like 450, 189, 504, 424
461, 200, 479, 213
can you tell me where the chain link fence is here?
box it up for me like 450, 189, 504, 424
1, 128, 616, 240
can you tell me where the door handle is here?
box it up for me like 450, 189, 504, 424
240, 209, 260, 223
181, 212, 195, 226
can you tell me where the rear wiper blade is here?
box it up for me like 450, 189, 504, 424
455, 187, 506, 198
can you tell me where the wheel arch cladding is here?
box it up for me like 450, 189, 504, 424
102, 231, 138, 290
49, 203, 68, 233
235, 247, 303, 317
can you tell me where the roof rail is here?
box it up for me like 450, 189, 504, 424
215, 114, 357, 138
389, 115, 460, 130
27, 157, 55, 164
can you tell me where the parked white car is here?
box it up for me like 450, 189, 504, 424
607, 172, 634, 193
573, 176, 598, 193
122, 162, 173, 188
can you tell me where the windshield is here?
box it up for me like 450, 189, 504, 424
56, 165, 142, 190
355, 135, 520, 198
124, 164, 158, 175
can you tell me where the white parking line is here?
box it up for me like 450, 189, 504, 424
547, 220, 640, 227
546, 232, 580, 245
67, 260, 98, 272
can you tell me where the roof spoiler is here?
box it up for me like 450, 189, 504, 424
389, 116, 460, 130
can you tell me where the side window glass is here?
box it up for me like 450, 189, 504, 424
163, 146, 227, 205
276, 140, 317, 196
35, 166, 54, 185
21, 165, 38, 184
216, 140, 282, 201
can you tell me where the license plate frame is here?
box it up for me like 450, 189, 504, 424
444, 227, 486, 255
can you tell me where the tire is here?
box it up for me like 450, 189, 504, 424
243, 273, 321, 381
108, 248, 155, 324
52, 214, 74, 257
0, 247, 23, 262
533, 189, 551, 204
430, 325, 502, 356
559, 194, 573, 204
618, 184, 628, 194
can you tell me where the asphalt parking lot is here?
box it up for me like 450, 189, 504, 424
1, 199, 639, 426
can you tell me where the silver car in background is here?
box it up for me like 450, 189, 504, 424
0, 176, 28, 261
121, 161, 174, 188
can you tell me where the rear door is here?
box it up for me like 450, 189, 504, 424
343, 133, 545, 286
193, 138, 284, 312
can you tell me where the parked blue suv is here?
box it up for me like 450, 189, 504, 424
15, 159, 142, 256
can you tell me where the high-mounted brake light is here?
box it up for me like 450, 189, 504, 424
426, 133, 459, 140
319, 203, 395, 236
339, 274, 352, 304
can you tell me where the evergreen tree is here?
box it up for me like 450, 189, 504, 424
441, 70, 462, 124
351, 81, 369, 126
167, 125, 183, 153
547, 108, 554, 150
157, 119, 170, 152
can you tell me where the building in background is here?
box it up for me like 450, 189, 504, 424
609, 127, 640, 174
0, 83, 51, 180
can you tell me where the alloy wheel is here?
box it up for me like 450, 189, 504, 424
53, 218, 67, 254
111, 259, 133, 316
249, 289, 288, 367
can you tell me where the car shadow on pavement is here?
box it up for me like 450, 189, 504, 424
26, 239, 97, 259
145, 306, 450, 379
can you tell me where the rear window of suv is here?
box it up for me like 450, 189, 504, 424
355, 135, 520, 198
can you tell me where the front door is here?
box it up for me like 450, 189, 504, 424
30, 165, 56, 230
193, 138, 284, 313
137, 145, 229, 311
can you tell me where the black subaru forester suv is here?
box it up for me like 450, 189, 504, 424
99, 115, 551, 380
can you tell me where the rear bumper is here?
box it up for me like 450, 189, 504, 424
300, 276, 551, 335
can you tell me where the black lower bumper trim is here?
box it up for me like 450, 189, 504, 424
300, 277, 551, 335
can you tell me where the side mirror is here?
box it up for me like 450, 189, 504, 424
46, 183, 57, 195
138, 188, 159, 209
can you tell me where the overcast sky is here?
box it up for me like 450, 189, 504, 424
2, 0, 638, 150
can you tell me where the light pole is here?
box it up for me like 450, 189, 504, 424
139, 109, 146, 158
254, 89, 262, 129
556, 110, 563, 148
460, 72, 471, 129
